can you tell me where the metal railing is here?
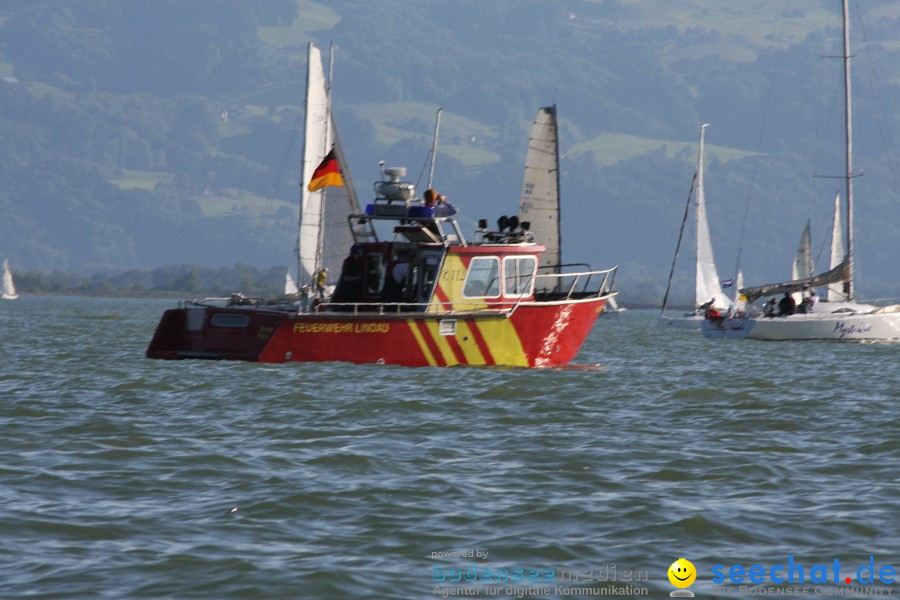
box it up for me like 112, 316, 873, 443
533, 265, 618, 300
178, 265, 618, 316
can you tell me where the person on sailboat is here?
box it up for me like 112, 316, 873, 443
315, 267, 328, 299
798, 284, 817, 313
777, 292, 796, 317
423, 188, 457, 217
698, 298, 716, 315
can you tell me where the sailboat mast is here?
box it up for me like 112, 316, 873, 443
298, 42, 314, 288
552, 104, 562, 272
841, 0, 854, 300
660, 171, 696, 316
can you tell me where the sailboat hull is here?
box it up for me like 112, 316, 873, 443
658, 315, 703, 329
146, 297, 608, 367
701, 306, 900, 341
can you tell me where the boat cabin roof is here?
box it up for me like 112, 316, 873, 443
353, 200, 537, 250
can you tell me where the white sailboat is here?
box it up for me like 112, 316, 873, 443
519, 105, 561, 278
296, 42, 372, 297
659, 124, 730, 328
702, 0, 900, 341
791, 220, 813, 282
825, 193, 847, 302
284, 271, 299, 295
790, 219, 813, 306
603, 294, 625, 314
2, 258, 17, 300
518, 105, 620, 307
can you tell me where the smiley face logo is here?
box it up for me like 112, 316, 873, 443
668, 558, 696, 588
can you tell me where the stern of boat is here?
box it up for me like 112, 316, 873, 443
146, 306, 284, 360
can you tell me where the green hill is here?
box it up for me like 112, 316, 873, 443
1, 0, 898, 303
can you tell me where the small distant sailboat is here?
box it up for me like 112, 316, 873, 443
825, 193, 847, 302
792, 220, 813, 282
284, 271, 299, 295
790, 219, 813, 306
659, 124, 730, 328
603, 294, 625, 314
2, 258, 18, 300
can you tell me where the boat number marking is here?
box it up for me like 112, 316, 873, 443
441, 268, 466, 282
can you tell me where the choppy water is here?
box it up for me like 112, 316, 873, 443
1, 296, 897, 599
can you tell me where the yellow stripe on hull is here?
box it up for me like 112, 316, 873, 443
473, 319, 530, 367
407, 319, 439, 366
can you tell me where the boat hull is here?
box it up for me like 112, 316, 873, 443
700, 315, 754, 339
701, 308, 900, 341
146, 298, 608, 367
658, 314, 702, 329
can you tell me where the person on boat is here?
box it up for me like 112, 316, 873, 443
764, 297, 778, 318
807, 289, 818, 312
777, 292, 796, 317
698, 298, 715, 314
705, 304, 725, 328
798, 284, 816, 313
423, 188, 457, 217
331, 247, 363, 306
382, 259, 409, 305
315, 267, 328, 299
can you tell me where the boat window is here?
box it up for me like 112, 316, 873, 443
210, 313, 250, 328
462, 257, 501, 298
365, 253, 385, 295
410, 249, 444, 304
420, 255, 440, 296
503, 256, 537, 297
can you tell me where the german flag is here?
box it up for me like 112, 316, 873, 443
307, 148, 344, 191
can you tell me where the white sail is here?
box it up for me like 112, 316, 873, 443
299, 43, 332, 287
733, 268, 744, 308
519, 106, 560, 275
791, 219, 813, 281
826, 193, 847, 301
2, 258, 18, 300
297, 44, 369, 292
694, 124, 729, 309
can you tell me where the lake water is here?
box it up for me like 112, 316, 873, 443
1, 296, 897, 599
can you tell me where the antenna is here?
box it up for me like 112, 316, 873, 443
427, 108, 442, 189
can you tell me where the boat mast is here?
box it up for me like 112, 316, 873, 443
551, 104, 562, 272
660, 170, 696, 317
428, 108, 442, 190
299, 43, 313, 288
841, 0, 854, 300
695, 123, 708, 305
